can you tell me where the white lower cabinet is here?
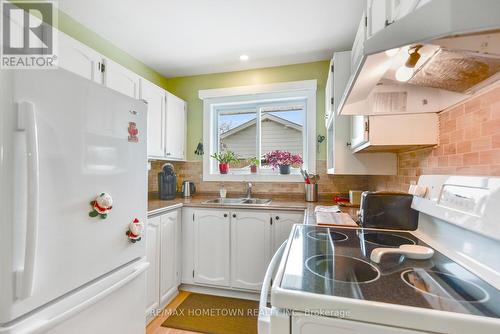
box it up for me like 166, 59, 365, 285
145, 216, 161, 320
183, 208, 304, 292
230, 211, 271, 290
272, 212, 304, 253
145, 209, 181, 323
292, 315, 428, 334
159, 210, 181, 307
193, 209, 231, 287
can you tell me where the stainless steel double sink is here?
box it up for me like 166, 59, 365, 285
202, 198, 272, 205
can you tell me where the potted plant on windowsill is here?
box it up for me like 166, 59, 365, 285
211, 151, 238, 174
264, 150, 303, 175
249, 157, 260, 174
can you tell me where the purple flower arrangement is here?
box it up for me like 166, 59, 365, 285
264, 150, 303, 174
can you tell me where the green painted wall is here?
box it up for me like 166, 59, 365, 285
165, 61, 330, 161
13, 1, 168, 88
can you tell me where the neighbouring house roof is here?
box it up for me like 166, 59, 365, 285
220, 114, 302, 139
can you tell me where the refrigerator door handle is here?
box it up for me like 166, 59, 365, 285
14, 101, 40, 300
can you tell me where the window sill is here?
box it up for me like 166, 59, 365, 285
202, 172, 305, 183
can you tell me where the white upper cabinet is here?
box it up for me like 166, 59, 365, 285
56, 32, 187, 161
327, 112, 396, 175
324, 61, 334, 126
230, 211, 271, 291
193, 210, 230, 287
103, 59, 140, 99
326, 51, 351, 128
165, 92, 187, 161
325, 52, 397, 175
366, 0, 388, 38
350, 115, 369, 149
386, 0, 430, 25
140, 80, 166, 158
350, 113, 439, 153
351, 11, 367, 75
58, 32, 102, 83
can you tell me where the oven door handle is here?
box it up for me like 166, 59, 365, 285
259, 241, 287, 312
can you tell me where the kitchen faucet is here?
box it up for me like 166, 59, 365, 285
244, 182, 253, 199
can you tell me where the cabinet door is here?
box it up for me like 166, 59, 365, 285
103, 59, 140, 98
230, 211, 271, 291
145, 216, 161, 320
350, 115, 369, 149
367, 0, 388, 38
159, 211, 179, 307
272, 212, 304, 253
193, 210, 230, 287
140, 79, 166, 158
351, 12, 367, 71
58, 32, 102, 83
165, 92, 186, 160
324, 61, 334, 126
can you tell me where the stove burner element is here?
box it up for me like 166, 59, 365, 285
401, 269, 489, 303
307, 230, 348, 242
362, 232, 415, 247
305, 255, 380, 284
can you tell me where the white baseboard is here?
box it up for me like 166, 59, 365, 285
180, 284, 260, 301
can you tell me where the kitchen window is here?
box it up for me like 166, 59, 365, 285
200, 80, 316, 182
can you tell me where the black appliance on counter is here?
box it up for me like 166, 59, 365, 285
158, 163, 176, 200
359, 191, 418, 230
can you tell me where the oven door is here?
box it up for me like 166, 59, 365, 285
258, 241, 287, 334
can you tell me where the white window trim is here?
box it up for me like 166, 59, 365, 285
200, 80, 317, 183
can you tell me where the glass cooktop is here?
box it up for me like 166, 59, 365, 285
280, 225, 500, 319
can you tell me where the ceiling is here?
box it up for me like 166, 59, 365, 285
59, 0, 365, 78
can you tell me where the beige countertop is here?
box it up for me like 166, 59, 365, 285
148, 192, 359, 224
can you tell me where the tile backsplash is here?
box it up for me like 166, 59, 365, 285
372, 84, 500, 192
149, 160, 371, 197
149, 84, 500, 197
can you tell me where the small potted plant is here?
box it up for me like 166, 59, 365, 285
211, 151, 238, 174
249, 157, 260, 173
264, 150, 303, 175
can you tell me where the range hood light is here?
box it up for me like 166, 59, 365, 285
405, 45, 422, 68
394, 45, 422, 82
395, 66, 414, 82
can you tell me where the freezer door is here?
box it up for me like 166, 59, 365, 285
0, 69, 147, 324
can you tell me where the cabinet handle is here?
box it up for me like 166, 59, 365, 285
166, 152, 171, 156
232, 214, 236, 218
223, 214, 228, 218
275, 216, 280, 220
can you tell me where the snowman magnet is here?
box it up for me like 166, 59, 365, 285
89, 193, 113, 219
126, 218, 144, 243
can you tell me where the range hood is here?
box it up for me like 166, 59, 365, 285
338, 0, 500, 116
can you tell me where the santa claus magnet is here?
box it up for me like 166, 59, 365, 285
89, 193, 113, 219
126, 218, 144, 242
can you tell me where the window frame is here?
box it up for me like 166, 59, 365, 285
200, 80, 317, 182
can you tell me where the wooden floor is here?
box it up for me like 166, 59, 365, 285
146, 291, 200, 334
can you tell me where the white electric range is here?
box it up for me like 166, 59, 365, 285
258, 175, 500, 334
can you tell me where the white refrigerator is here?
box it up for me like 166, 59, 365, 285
0, 69, 148, 334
